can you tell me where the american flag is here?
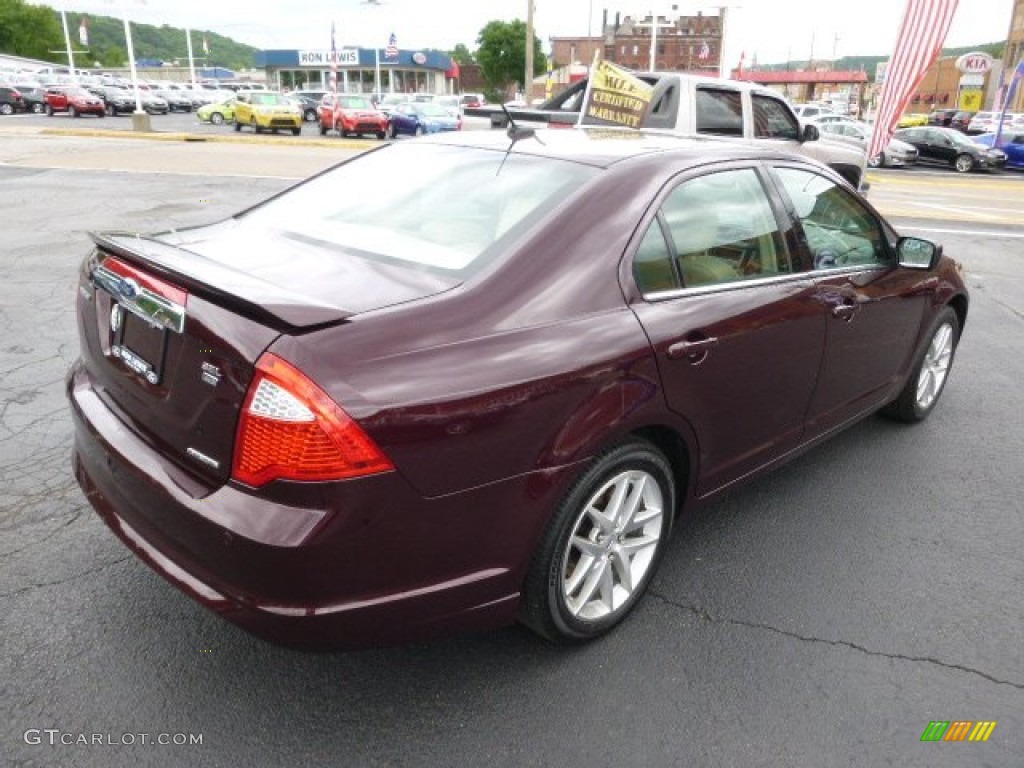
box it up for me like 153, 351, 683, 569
697, 40, 710, 61
330, 22, 338, 93
867, 0, 959, 163
386, 33, 398, 59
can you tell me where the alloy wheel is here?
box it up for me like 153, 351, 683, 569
915, 322, 954, 410
559, 469, 665, 621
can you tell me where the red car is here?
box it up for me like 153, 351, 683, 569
68, 130, 967, 649
318, 93, 388, 138
45, 86, 106, 118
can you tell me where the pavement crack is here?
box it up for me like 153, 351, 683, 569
647, 589, 1024, 690
0, 555, 132, 599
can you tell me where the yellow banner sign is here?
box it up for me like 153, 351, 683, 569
583, 60, 654, 129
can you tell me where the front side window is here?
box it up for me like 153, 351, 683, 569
774, 167, 888, 269
751, 95, 800, 140
633, 167, 790, 293
696, 88, 743, 137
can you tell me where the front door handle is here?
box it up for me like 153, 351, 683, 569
667, 336, 719, 361
831, 304, 858, 321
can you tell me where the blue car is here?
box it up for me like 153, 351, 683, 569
973, 131, 1024, 170
387, 101, 461, 138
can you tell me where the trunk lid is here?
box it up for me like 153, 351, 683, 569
78, 226, 458, 486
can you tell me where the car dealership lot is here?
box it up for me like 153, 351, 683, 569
2, 132, 1023, 766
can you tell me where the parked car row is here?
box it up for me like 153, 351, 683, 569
927, 109, 1024, 135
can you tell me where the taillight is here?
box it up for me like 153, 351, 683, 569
233, 353, 393, 487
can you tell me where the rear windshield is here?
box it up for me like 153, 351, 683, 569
239, 143, 598, 276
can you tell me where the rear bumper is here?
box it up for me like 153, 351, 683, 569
67, 360, 567, 649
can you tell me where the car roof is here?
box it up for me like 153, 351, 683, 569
419, 127, 818, 170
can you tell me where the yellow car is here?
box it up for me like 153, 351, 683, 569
233, 91, 303, 135
897, 113, 929, 128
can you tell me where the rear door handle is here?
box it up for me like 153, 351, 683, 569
667, 336, 719, 360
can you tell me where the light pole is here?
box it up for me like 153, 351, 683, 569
362, 0, 384, 97
58, 7, 78, 81
526, 0, 535, 102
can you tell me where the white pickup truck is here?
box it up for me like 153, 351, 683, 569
469, 72, 869, 190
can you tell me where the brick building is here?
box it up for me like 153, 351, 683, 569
550, 9, 723, 74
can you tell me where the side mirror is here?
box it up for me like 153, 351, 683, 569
801, 123, 820, 142
897, 236, 941, 270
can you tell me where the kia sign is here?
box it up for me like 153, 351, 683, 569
955, 52, 993, 74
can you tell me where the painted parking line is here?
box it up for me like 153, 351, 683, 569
893, 224, 1024, 239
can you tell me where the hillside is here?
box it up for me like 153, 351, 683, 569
753, 41, 1005, 78
56, 9, 257, 71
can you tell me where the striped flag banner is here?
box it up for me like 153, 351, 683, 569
867, 0, 959, 163
386, 32, 398, 59
995, 57, 1024, 144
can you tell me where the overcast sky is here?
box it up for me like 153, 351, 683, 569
41, 1, 1014, 67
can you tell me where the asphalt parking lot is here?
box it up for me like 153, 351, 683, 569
1, 129, 1023, 767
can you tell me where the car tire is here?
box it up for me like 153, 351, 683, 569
69, 106, 79, 118
867, 153, 885, 168
97, 110, 104, 118
252, 118, 260, 134
305, 109, 316, 122
414, 125, 424, 137
234, 119, 241, 132
319, 122, 327, 136
291, 126, 300, 136
0, 103, 12, 116
31, 103, 44, 114
881, 306, 960, 423
387, 122, 397, 139
45, 104, 54, 116
520, 439, 675, 643
954, 153, 974, 173
211, 112, 224, 125
106, 104, 115, 117
376, 131, 386, 140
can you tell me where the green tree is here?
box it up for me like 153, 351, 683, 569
0, 0, 62, 60
450, 43, 475, 65
475, 20, 544, 93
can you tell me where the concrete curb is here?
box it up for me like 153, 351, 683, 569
3, 124, 372, 150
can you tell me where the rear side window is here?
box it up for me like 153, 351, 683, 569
696, 88, 743, 137
752, 95, 800, 140
633, 168, 790, 293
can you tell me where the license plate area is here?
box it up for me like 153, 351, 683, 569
110, 302, 168, 385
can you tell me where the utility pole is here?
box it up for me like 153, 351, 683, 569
525, 0, 534, 102
634, 11, 673, 73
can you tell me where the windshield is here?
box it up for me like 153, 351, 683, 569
250, 93, 288, 106
238, 143, 598, 275
340, 96, 373, 109
417, 103, 448, 117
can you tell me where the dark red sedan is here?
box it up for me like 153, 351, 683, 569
68, 130, 967, 649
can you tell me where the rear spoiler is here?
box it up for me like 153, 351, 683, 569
90, 232, 353, 332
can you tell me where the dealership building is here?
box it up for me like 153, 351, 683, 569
254, 48, 457, 94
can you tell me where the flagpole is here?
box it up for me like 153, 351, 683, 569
576, 49, 601, 127
375, 47, 381, 97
